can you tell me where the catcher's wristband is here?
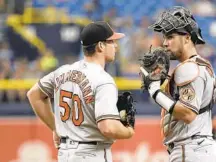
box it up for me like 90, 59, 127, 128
152, 90, 176, 114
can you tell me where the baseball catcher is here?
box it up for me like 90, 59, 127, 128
117, 92, 136, 128
139, 46, 170, 91
141, 6, 216, 162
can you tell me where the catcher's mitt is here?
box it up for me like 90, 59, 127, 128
139, 46, 170, 90
117, 92, 136, 128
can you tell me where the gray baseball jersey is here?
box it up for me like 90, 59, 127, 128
38, 60, 120, 143
161, 55, 215, 145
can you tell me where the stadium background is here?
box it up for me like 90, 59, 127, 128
0, 0, 216, 161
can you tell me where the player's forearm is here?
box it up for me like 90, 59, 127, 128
111, 125, 134, 139
98, 119, 134, 139
172, 101, 197, 124
29, 97, 55, 130
151, 90, 197, 124
27, 85, 56, 131
105, 123, 134, 139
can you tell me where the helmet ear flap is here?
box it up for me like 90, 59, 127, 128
184, 23, 205, 45
196, 28, 205, 44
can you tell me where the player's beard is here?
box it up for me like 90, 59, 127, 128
169, 53, 177, 60
165, 50, 177, 60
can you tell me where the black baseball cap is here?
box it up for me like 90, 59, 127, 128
80, 21, 125, 46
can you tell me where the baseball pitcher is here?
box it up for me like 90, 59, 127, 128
27, 21, 136, 162
140, 6, 216, 162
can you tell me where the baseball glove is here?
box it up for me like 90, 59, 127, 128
117, 92, 136, 129
139, 46, 170, 90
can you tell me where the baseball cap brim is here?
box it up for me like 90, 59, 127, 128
107, 32, 125, 40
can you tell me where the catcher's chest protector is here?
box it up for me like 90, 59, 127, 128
166, 57, 214, 99
161, 57, 215, 138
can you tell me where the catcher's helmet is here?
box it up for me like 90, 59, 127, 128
149, 6, 205, 44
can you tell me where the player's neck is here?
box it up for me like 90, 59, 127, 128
84, 55, 105, 69
180, 46, 198, 62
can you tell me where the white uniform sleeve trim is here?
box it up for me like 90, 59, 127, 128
96, 83, 117, 89
37, 81, 53, 98
96, 115, 120, 123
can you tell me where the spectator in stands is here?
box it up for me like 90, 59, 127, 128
105, 42, 122, 76
190, 0, 216, 17
12, 58, 29, 102
0, 41, 14, 102
103, 8, 118, 25
26, 59, 43, 79
195, 44, 216, 69
103, 7, 126, 29
0, 57, 39, 103
175, 0, 193, 6
43, 5, 58, 23
118, 17, 138, 76
0, 57, 15, 102
83, 0, 103, 21
0, 41, 14, 63
40, 49, 58, 75
120, 16, 161, 76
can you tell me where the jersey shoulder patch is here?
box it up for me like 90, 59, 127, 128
179, 84, 196, 103
174, 61, 199, 86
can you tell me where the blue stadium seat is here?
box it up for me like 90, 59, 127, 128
32, 0, 216, 47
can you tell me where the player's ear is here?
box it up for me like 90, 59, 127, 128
97, 41, 105, 51
185, 34, 191, 44
99, 42, 105, 48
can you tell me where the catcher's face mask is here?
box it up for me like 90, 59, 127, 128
149, 6, 205, 45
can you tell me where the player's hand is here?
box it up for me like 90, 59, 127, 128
140, 67, 161, 97
53, 130, 60, 149
139, 46, 170, 91
117, 92, 136, 129
127, 126, 135, 137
